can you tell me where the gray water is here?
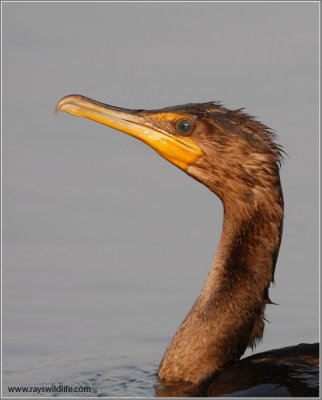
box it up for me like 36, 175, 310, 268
2, 2, 319, 397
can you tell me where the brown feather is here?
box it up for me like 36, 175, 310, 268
158, 103, 284, 384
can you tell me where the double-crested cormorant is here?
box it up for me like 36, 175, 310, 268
56, 95, 318, 395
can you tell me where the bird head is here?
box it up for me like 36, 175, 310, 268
56, 95, 282, 206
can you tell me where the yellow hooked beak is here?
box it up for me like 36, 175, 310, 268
56, 95, 202, 170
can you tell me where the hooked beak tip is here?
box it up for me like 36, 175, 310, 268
55, 94, 84, 115
55, 102, 61, 115
55, 96, 68, 115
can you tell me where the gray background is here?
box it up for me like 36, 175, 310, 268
2, 1, 319, 395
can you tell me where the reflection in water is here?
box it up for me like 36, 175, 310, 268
88, 366, 158, 397
6, 343, 318, 397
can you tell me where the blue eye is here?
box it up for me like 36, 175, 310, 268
176, 119, 193, 135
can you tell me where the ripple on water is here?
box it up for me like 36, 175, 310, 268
38, 364, 159, 397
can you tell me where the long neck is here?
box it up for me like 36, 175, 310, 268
158, 186, 283, 384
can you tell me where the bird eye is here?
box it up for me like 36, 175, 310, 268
175, 119, 193, 135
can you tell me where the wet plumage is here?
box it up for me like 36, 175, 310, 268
56, 95, 318, 395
